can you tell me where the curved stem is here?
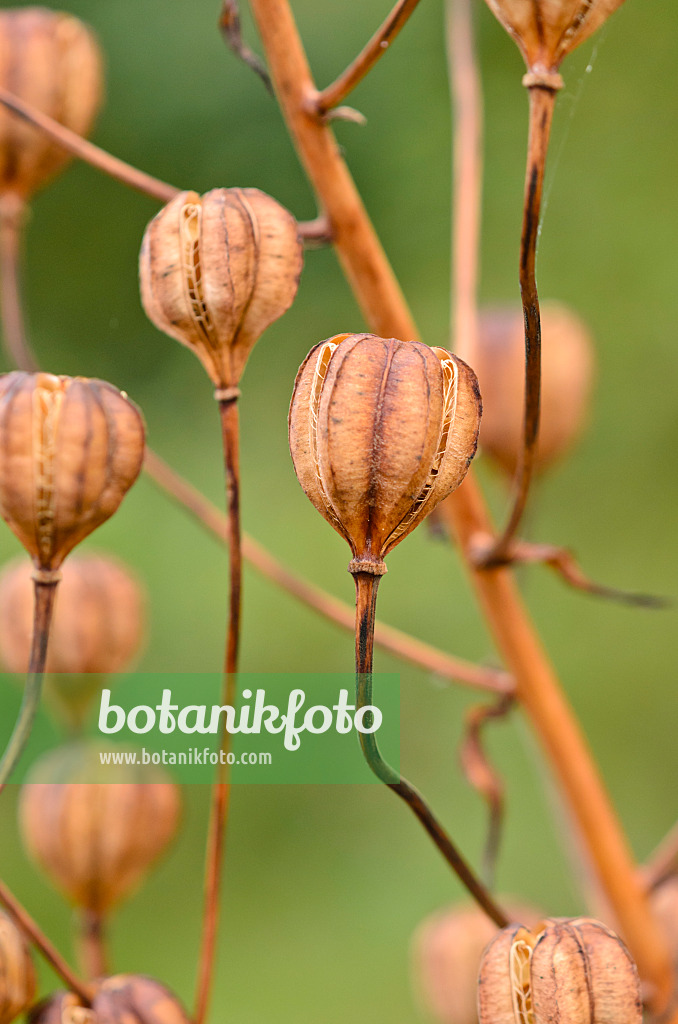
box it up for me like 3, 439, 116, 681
477, 84, 557, 566
0, 879, 93, 1002
353, 571, 508, 926
0, 195, 38, 372
249, 1, 673, 1006
78, 909, 108, 981
0, 578, 58, 789
313, 0, 423, 114
193, 397, 241, 1024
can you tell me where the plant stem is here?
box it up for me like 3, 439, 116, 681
447, 0, 483, 360
143, 448, 511, 695
475, 83, 557, 566
353, 571, 508, 926
0, 195, 38, 372
0, 878, 93, 1002
193, 396, 242, 1024
78, 909, 108, 980
249, 0, 673, 1006
312, 0, 423, 115
0, 577, 58, 790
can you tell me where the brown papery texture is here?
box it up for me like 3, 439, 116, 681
93, 976, 191, 1024
289, 334, 481, 569
471, 303, 594, 477
0, 553, 145, 675
483, 0, 626, 73
0, 912, 36, 1024
139, 187, 303, 387
0, 7, 102, 199
0, 373, 145, 572
19, 744, 180, 914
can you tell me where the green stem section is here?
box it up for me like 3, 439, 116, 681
194, 396, 242, 1024
353, 570, 508, 926
0, 578, 58, 789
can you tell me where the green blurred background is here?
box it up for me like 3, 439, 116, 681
0, 0, 676, 1020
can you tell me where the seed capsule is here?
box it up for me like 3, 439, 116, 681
28, 993, 94, 1024
0, 8, 102, 199
0, 553, 145, 675
483, 0, 625, 81
92, 976, 190, 1024
19, 742, 181, 914
289, 334, 481, 574
0, 373, 145, 575
477, 917, 642, 1024
0, 911, 36, 1024
414, 902, 542, 1024
139, 188, 303, 390
470, 304, 594, 477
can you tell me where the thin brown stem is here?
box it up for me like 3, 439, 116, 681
143, 447, 511, 695
353, 571, 508, 926
447, 0, 483, 360
0, 578, 58, 790
0, 87, 179, 203
0, 195, 37, 372
312, 0, 423, 115
477, 84, 557, 566
0, 878, 93, 1002
643, 822, 678, 892
249, 1, 672, 1006
193, 397, 242, 1024
78, 910, 108, 981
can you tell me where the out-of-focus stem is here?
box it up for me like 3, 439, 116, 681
78, 909, 108, 981
0, 194, 37, 372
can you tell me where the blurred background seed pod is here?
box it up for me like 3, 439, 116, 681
92, 975, 191, 1024
19, 742, 181, 915
28, 992, 94, 1024
0, 910, 36, 1024
0, 553, 145, 728
0, 7, 103, 201
467, 303, 595, 478
412, 901, 542, 1024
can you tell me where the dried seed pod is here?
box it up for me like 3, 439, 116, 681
92, 976, 190, 1024
471, 304, 594, 477
28, 992, 94, 1024
0, 8, 102, 200
19, 742, 181, 914
414, 902, 542, 1024
478, 917, 642, 1024
139, 188, 303, 390
0, 553, 145, 675
0, 373, 145, 575
0, 911, 36, 1024
483, 0, 626, 81
289, 334, 481, 575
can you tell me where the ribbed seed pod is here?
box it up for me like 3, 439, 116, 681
472, 303, 594, 477
139, 188, 303, 390
477, 917, 642, 1024
483, 0, 626, 81
0, 373, 145, 575
19, 742, 180, 914
0, 912, 36, 1024
289, 334, 481, 575
414, 903, 542, 1024
92, 976, 190, 1024
28, 992, 94, 1024
0, 8, 102, 199
0, 553, 145, 675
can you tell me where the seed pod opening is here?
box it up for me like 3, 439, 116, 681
139, 187, 303, 388
289, 334, 481, 573
478, 917, 642, 1024
0, 373, 145, 574
19, 742, 181, 914
483, 0, 626, 77
92, 976, 191, 1024
0, 8, 103, 199
0, 911, 36, 1024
